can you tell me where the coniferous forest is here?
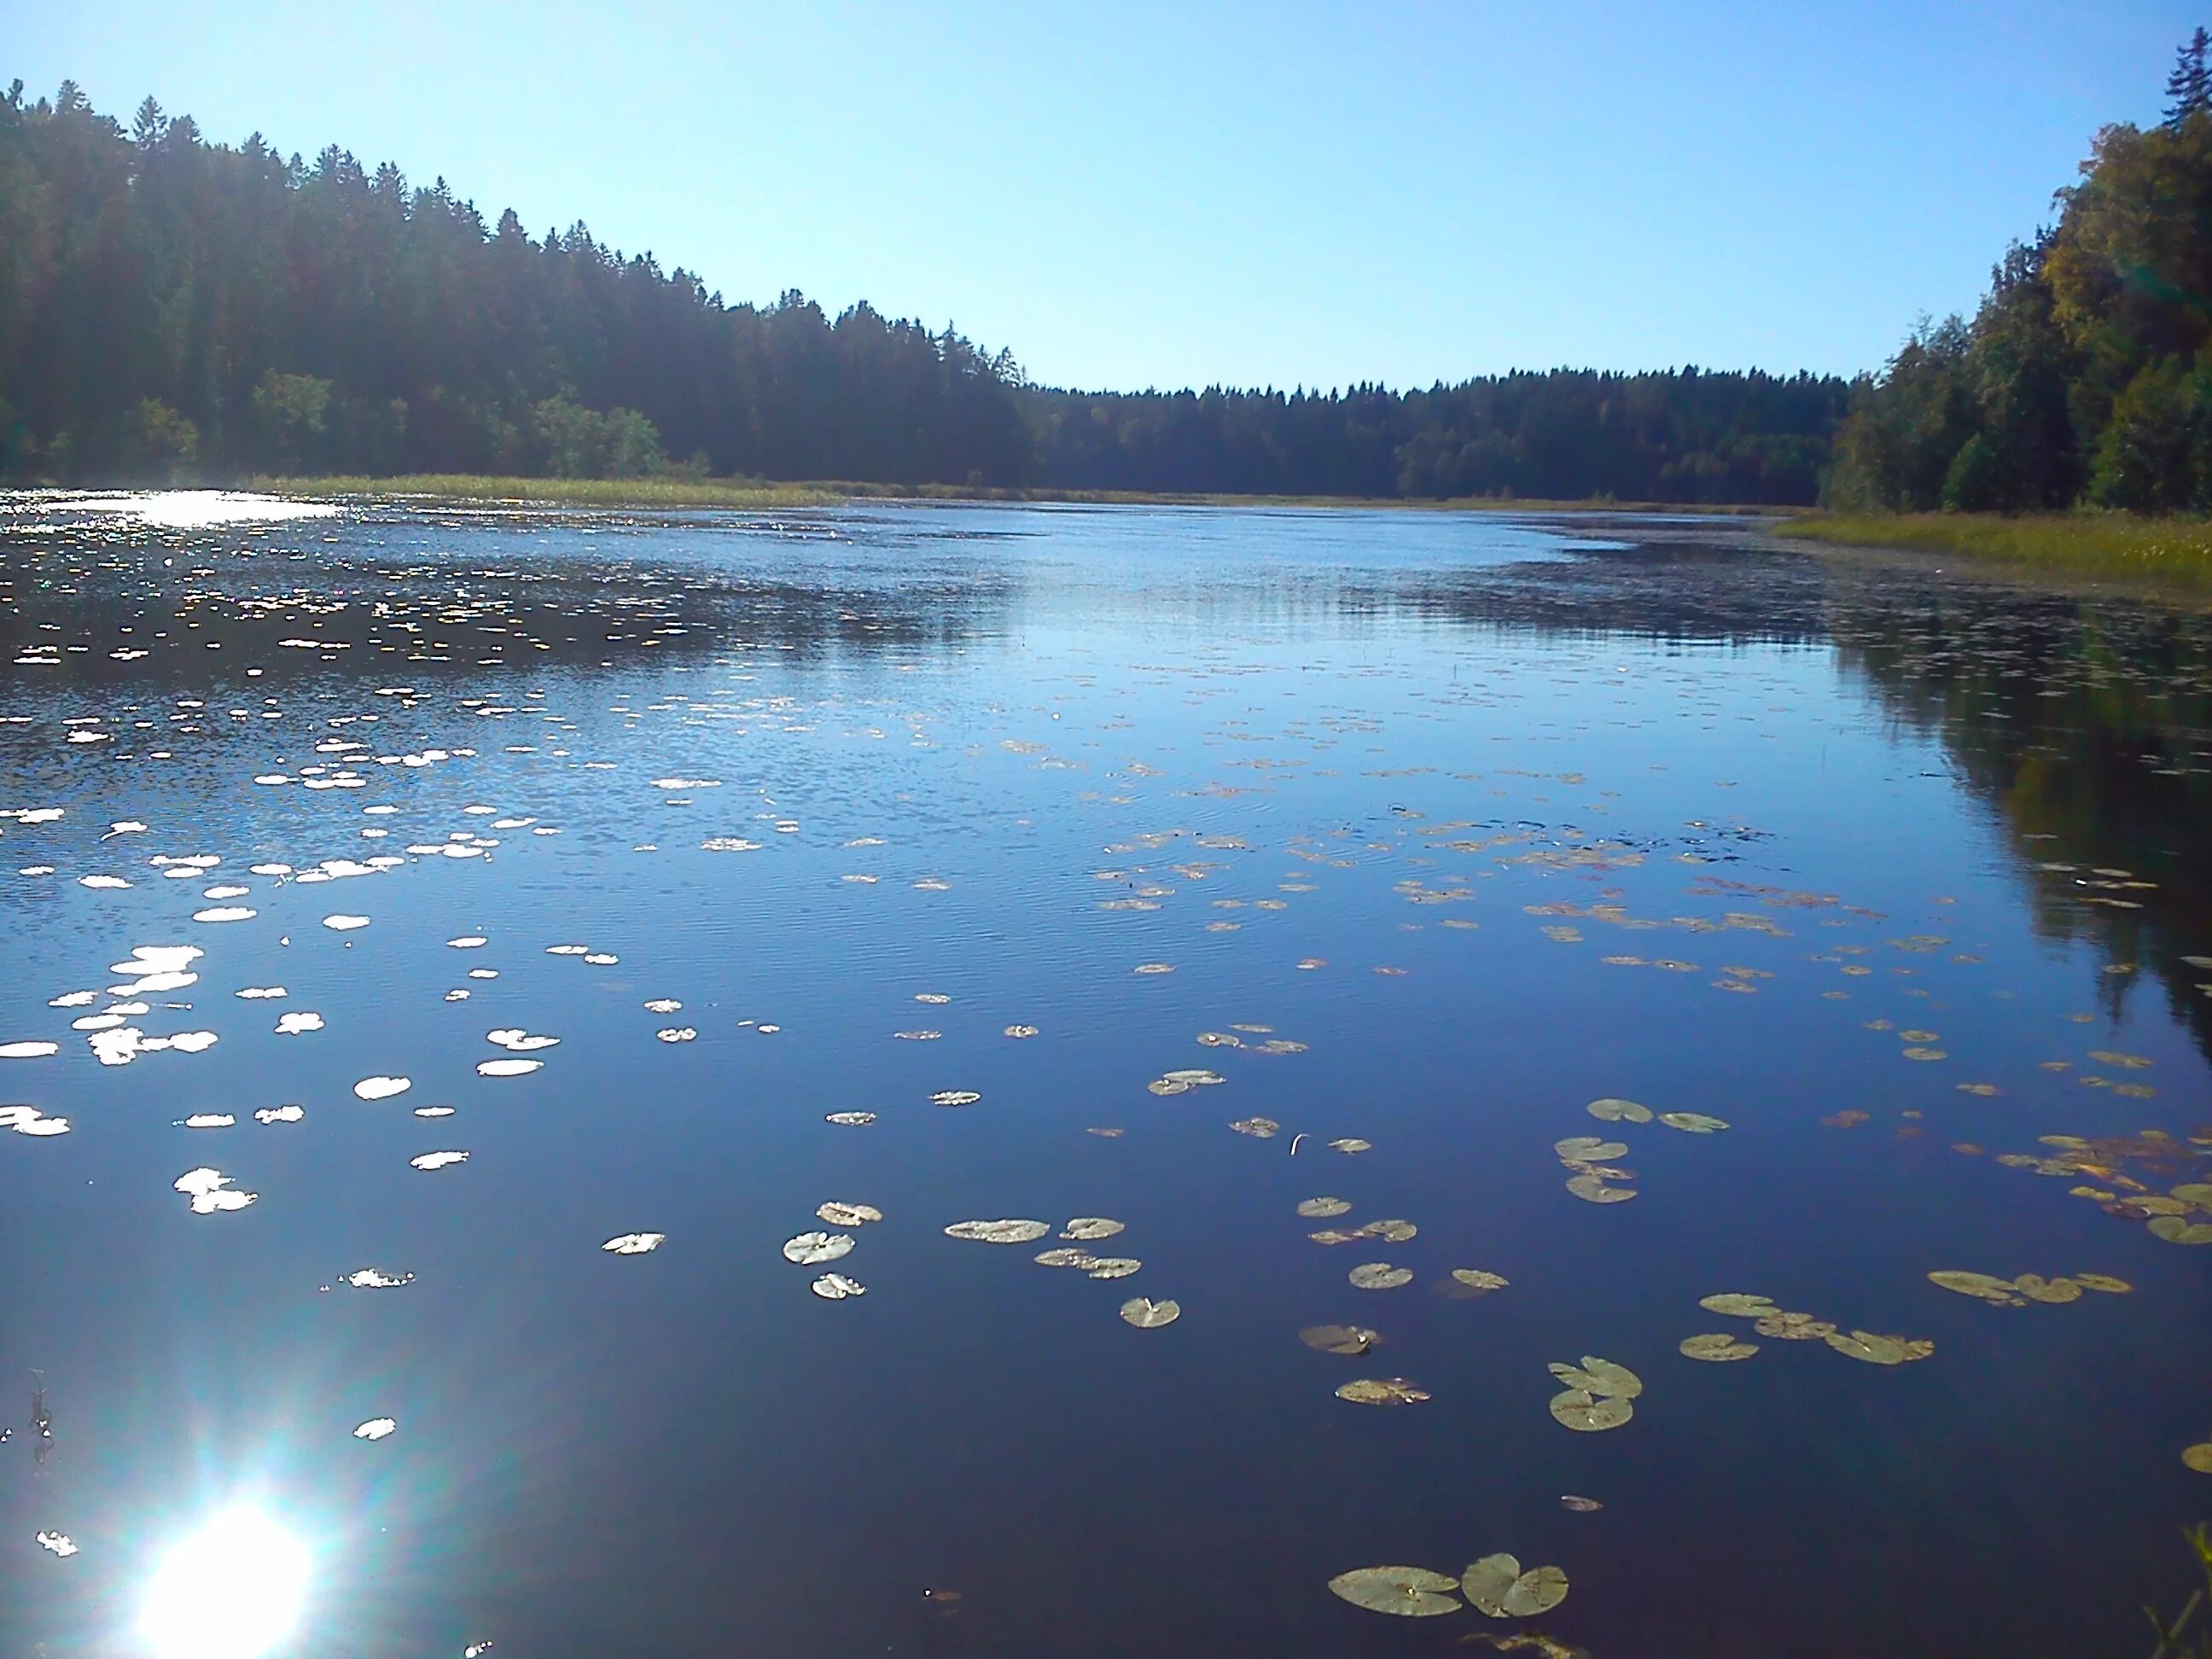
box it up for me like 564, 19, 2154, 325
4, 41, 2209, 512
0, 79, 1847, 502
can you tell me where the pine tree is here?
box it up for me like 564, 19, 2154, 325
2164, 27, 2211, 128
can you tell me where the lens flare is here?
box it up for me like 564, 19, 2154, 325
137, 1507, 310, 1659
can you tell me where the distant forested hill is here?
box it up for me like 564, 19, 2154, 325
1022, 373, 1848, 503
0, 80, 1847, 500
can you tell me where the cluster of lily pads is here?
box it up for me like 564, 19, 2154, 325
1196, 1026, 1307, 1055
1682, 1293, 1933, 1365
1926, 1270, 2130, 1307
1982, 1129, 2212, 1245
1547, 1356, 1641, 1431
940, 1215, 1175, 1325
1146, 1066, 1223, 1097
1329, 1555, 1569, 1620
1561, 1098, 1728, 1203
1291, 1195, 1511, 1403
783, 1201, 882, 1299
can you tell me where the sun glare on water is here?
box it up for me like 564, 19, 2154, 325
137, 1508, 311, 1659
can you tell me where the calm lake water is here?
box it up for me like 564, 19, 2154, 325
1, 492, 2208, 1658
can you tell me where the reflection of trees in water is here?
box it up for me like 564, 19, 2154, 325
0, 519, 1022, 853
1394, 533, 2212, 1063
1828, 585, 2212, 1062
1381, 538, 1836, 645
0, 517, 1018, 700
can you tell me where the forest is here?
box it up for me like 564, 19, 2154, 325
7, 42, 2203, 514
0, 80, 1846, 503
1829, 32, 2212, 515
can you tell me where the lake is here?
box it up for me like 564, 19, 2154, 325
1, 491, 2208, 1658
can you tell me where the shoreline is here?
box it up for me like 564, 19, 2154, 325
1781, 511, 2212, 591
247, 472, 1780, 516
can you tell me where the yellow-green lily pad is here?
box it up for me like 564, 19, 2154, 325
1327, 1566, 1462, 1617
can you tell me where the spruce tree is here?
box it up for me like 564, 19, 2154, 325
2163, 27, 2211, 128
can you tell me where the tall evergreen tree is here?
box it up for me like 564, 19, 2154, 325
2165, 27, 2211, 128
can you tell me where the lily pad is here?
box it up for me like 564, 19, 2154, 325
1297, 1196, 1352, 1218
2075, 1273, 2133, 1294
1586, 1097, 1653, 1123
1680, 1333, 1759, 1361
1354, 1218, 1418, 1243
1085, 1257, 1142, 1279
1462, 1555, 1519, 1616
1503, 1564, 1569, 1617
816, 1202, 883, 1227
1699, 1293, 1778, 1318
1928, 1270, 2025, 1304
811, 1272, 865, 1300
1824, 1330, 1909, 1365
2149, 1216, 2212, 1245
2013, 1274, 2082, 1304
1469, 1557, 1575, 1627
1229, 1117, 1281, 1138
1349, 1262, 1414, 1289
1555, 1136, 1628, 1163
1119, 1296, 1180, 1328
783, 1231, 854, 1266
1549, 1389, 1633, 1431
1549, 1356, 1641, 1398
2183, 1444, 2212, 1474
1326, 1565, 1462, 1617
1658, 1111, 1730, 1132
1753, 1311, 1836, 1340
601, 1233, 664, 1255
1451, 1268, 1510, 1293
1564, 1173, 1636, 1204
1061, 1217, 1125, 1240
1336, 1377, 1430, 1406
945, 1219, 1051, 1243
1300, 1324, 1377, 1354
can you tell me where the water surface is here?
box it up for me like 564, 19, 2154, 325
1, 493, 2208, 1657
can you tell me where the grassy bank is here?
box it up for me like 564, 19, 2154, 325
255, 473, 1777, 515
1783, 511, 2212, 588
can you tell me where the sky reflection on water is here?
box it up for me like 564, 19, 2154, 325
0, 494, 2207, 1657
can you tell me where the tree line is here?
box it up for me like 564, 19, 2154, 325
1830, 30, 2212, 514
0, 79, 1842, 503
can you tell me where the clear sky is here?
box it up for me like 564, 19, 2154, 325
3, 1, 2194, 392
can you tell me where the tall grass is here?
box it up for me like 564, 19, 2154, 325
1784, 512, 2212, 589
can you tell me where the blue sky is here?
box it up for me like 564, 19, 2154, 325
3, 2, 2192, 391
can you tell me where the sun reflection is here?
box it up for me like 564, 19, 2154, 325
137, 1507, 310, 1659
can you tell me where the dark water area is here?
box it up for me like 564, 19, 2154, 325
0, 491, 2207, 1659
